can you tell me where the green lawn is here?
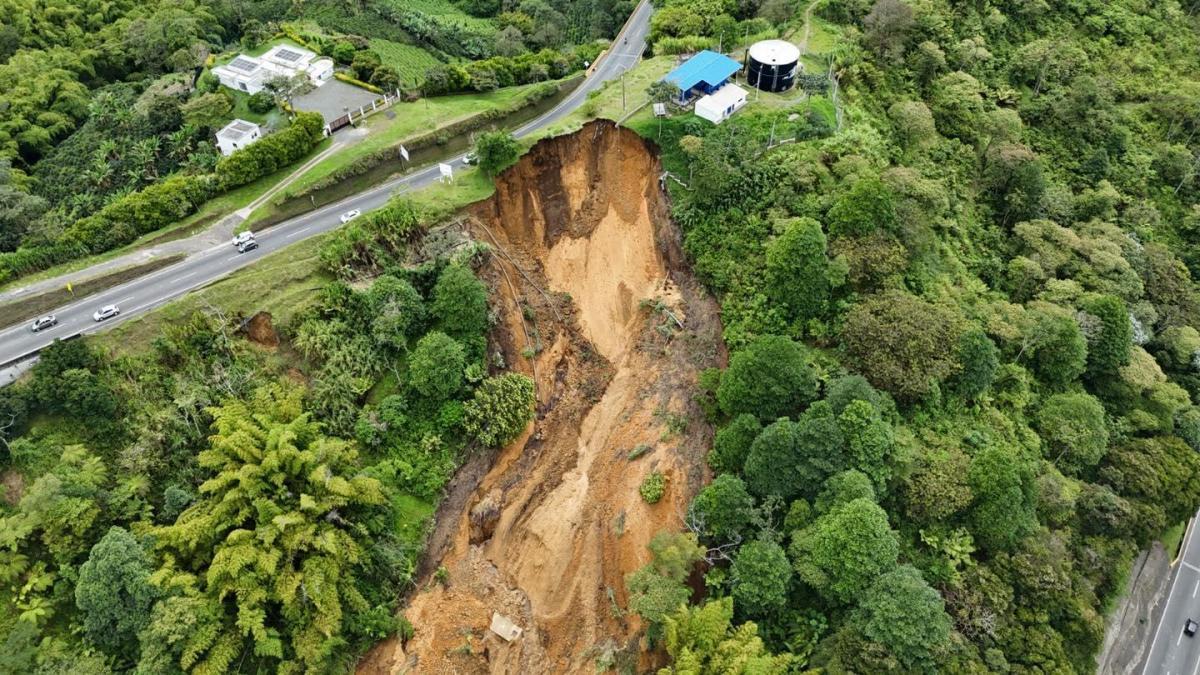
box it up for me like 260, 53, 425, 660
370, 38, 445, 85
273, 82, 553, 199
226, 90, 287, 130
537, 56, 676, 138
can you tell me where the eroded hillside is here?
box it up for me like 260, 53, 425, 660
360, 121, 724, 673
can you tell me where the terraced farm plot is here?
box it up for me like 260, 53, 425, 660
380, 0, 496, 31
370, 38, 445, 83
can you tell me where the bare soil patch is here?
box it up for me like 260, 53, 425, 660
357, 120, 724, 673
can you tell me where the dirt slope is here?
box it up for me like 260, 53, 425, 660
358, 120, 723, 674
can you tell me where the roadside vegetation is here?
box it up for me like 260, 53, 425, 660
619, 0, 1200, 672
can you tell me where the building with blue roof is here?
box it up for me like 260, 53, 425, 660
663, 50, 743, 103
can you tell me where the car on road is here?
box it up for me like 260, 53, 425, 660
92, 305, 120, 322
339, 209, 361, 223
1187, 619, 1198, 637
237, 239, 259, 254
464, 151, 479, 166
30, 315, 57, 332
232, 231, 255, 247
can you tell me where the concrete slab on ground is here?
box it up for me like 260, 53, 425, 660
293, 79, 379, 123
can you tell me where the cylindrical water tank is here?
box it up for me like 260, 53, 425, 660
746, 40, 801, 93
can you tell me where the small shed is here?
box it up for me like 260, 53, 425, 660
216, 119, 262, 156
490, 612, 523, 641
696, 84, 748, 124
663, 50, 742, 103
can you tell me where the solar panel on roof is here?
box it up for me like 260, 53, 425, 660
227, 57, 259, 73
274, 48, 304, 62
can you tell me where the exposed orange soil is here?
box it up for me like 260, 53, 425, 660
358, 121, 724, 674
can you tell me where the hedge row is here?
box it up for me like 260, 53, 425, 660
335, 72, 384, 94
0, 112, 327, 284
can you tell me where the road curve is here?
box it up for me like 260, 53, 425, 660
1143, 510, 1200, 675
0, 0, 651, 370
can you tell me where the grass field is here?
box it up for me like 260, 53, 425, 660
272, 82, 553, 200
370, 38, 445, 84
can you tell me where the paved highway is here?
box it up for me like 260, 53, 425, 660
1143, 511, 1200, 675
0, 0, 651, 369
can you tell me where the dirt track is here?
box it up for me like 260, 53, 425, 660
357, 121, 724, 674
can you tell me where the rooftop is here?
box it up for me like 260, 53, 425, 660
664, 50, 742, 91
217, 119, 260, 141
224, 56, 261, 74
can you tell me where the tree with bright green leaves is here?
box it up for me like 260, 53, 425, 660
839, 565, 953, 672
815, 469, 876, 514
789, 498, 899, 604
968, 444, 1038, 552
825, 374, 889, 416
475, 131, 522, 176
840, 290, 961, 401
836, 399, 895, 492
716, 335, 817, 421
730, 539, 792, 618
689, 474, 756, 543
826, 177, 897, 237
464, 373, 535, 447
1020, 305, 1088, 388
75, 527, 157, 658
658, 597, 793, 674
1036, 392, 1109, 474
431, 264, 489, 340
151, 384, 388, 673
709, 413, 761, 475
952, 329, 1000, 401
626, 532, 706, 638
408, 331, 466, 401
1081, 294, 1132, 377
764, 217, 831, 323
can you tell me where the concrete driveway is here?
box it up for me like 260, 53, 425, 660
293, 78, 379, 123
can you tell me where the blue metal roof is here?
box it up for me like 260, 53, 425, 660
663, 51, 742, 91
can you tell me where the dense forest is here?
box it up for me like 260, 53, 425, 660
620, 0, 1200, 672
0, 197, 538, 672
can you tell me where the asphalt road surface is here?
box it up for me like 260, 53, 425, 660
0, 0, 651, 369
1143, 511, 1200, 675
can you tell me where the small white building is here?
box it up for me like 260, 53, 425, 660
215, 119, 262, 156
695, 83, 748, 124
212, 44, 334, 95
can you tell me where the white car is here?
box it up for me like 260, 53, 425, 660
30, 315, 57, 332
232, 231, 255, 247
92, 305, 120, 322
339, 209, 361, 223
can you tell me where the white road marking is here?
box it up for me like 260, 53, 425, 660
1185, 562, 1200, 573
116, 296, 135, 304
1180, 627, 1185, 646
285, 227, 313, 239
1193, 579, 1198, 598
1145, 514, 1200, 674
175, 270, 197, 282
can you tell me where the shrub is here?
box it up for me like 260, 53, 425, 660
717, 335, 818, 421
246, 91, 274, 113
463, 374, 536, 447
640, 471, 668, 504
408, 332, 466, 401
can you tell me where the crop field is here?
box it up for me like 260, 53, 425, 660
380, 0, 496, 31
370, 38, 445, 83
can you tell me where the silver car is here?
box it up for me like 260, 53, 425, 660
30, 315, 57, 332
92, 305, 120, 322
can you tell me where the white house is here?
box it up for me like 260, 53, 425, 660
215, 119, 262, 156
695, 83, 748, 125
212, 45, 334, 95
